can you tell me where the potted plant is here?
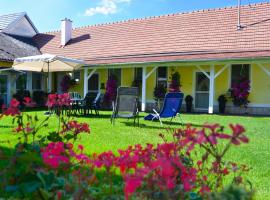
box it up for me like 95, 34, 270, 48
153, 83, 167, 111
169, 71, 181, 92
218, 94, 227, 114
185, 95, 193, 113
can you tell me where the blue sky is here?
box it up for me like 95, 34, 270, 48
0, 0, 266, 32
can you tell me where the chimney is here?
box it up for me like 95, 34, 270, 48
61, 18, 72, 46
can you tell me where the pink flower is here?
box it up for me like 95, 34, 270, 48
199, 185, 211, 194
23, 97, 36, 107
46, 94, 58, 108
62, 120, 90, 135
2, 98, 20, 116
124, 175, 143, 200
41, 142, 70, 168
10, 98, 20, 108
78, 144, 84, 151
25, 123, 33, 133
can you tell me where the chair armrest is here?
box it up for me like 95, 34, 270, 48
153, 109, 160, 116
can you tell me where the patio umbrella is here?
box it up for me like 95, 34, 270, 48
12, 54, 85, 92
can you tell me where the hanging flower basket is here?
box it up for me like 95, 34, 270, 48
230, 77, 250, 108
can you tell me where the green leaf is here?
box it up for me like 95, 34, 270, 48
37, 171, 56, 190
21, 181, 41, 193
64, 134, 74, 141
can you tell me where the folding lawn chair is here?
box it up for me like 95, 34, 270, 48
111, 87, 139, 125
144, 92, 184, 125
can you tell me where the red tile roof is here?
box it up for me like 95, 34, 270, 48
34, 2, 270, 65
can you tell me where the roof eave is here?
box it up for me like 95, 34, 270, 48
84, 56, 270, 68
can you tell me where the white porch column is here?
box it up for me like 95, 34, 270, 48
26, 72, 32, 91
84, 68, 88, 97
142, 66, 147, 112
48, 72, 52, 93
141, 66, 158, 112
208, 65, 215, 114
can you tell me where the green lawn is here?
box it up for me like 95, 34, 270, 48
0, 111, 269, 199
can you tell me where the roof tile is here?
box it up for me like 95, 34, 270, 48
34, 3, 270, 65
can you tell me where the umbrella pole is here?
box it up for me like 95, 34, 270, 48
47, 61, 50, 94
45, 61, 52, 116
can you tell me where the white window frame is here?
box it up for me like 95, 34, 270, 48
193, 70, 210, 111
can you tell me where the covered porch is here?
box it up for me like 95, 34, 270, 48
82, 59, 270, 114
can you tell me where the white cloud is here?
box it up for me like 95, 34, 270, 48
84, 0, 131, 16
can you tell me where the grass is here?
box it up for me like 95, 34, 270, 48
0, 111, 269, 199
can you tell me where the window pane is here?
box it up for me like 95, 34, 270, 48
157, 67, 167, 88
157, 67, 167, 79
231, 64, 250, 86
196, 72, 209, 91
32, 72, 42, 90
134, 68, 142, 81
88, 74, 99, 91
0, 75, 7, 93
16, 74, 27, 90
73, 71, 80, 81
108, 69, 121, 87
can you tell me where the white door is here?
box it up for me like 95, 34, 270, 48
195, 72, 209, 110
0, 75, 8, 105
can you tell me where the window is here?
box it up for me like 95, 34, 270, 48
134, 68, 142, 81
16, 74, 27, 91
88, 74, 99, 92
32, 72, 42, 90
108, 69, 121, 87
231, 64, 250, 86
157, 67, 167, 87
73, 71, 80, 81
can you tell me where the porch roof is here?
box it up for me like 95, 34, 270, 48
34, 2, 270, 66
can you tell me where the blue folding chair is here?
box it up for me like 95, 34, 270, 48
144, 92, 184, 125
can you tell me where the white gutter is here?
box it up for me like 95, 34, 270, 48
83, 56, 270, 68
0, 68, 25, 73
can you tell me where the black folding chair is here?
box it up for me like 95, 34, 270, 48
111, 87, 139, 125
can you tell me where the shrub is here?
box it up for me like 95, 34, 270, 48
0, 97, 254, 199
13, 90, 31, 108
169, 71, 181, 92
32, 91, 46, 107
154, 83, 167, 100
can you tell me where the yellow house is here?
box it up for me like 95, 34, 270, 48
2, 4, 270, 115
33, 3, 270, 115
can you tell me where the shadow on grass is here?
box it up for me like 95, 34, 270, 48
121, 120, 204, 130
0, 125, 15, 128
67, 113, 112, 119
